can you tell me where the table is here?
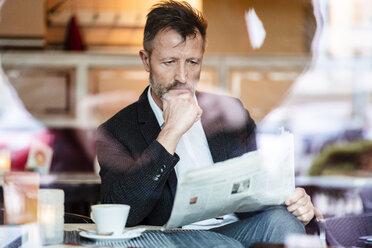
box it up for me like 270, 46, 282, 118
47, 224, 245, 248
5, 223, 329, 248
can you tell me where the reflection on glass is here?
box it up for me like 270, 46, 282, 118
0, 0, 370, 225
3, 172, 39, 225
257, 0, 372, 218
260, 0, 372, 175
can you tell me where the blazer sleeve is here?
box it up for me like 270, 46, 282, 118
96, 125, 179, 226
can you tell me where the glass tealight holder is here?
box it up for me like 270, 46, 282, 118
38, 189, 64, 245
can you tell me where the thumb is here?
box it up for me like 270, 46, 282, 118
195, 106, 203, 122
162, 98, 169, 111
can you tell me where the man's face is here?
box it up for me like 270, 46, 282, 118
140, 28, 204, 106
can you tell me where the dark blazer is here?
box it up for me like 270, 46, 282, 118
96, 87, 256, 226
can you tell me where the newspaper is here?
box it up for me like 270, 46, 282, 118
163, 129, 295, 230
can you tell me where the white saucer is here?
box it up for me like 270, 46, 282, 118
79, 228, 145, 241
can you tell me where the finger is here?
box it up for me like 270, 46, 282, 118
162, 99, 169, 112
195, 106, 203, 122
286, 194, 310, 213
162, 92, 171, 101
289, 201, 313, 218
296, 210, 315, 225
168, 90, 193, 100
285, 187, 306, 206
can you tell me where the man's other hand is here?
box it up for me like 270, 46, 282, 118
285, 187, 315, 225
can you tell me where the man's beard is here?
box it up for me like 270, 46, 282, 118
149, 71, 197, 100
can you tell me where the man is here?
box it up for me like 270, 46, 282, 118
97, 1, 316, 246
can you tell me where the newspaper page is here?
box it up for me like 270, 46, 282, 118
163, 129, 295, 230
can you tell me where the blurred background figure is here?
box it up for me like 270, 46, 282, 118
259, 0, 372, 217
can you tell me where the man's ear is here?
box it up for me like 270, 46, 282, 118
139, 50, 150, 72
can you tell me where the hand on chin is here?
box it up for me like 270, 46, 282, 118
163, 88, 193, 101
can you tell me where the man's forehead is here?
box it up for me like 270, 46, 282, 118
151, 28, 203, 56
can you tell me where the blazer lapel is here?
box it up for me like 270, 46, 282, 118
137, 87, 161, 146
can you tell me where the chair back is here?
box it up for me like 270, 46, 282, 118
0, 207, 3, 225
318, 213, 372, 247
360, 188, 372, 213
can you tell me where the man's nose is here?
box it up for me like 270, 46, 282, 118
175, 63, 187, 84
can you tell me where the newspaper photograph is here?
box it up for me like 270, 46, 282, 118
163, 130, 295, 230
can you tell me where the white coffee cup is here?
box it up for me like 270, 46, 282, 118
90, 204, 130, 236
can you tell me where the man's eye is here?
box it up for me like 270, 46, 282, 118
165, 61, 174, 64
189, 60, 198, 65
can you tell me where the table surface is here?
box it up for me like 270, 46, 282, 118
49, 223, 248, 248
64, 223, 161, 231
8, 223, 330, 248
46, 224, 161, 248
43, 223, 161, 248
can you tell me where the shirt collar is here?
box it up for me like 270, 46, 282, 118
147, 86, 164, 127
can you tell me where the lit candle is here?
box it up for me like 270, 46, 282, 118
0, 149, 11, 171
38, 189, 64, 245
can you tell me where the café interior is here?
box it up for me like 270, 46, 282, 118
0, 0, 371, 247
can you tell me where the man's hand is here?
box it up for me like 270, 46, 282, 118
285, 187, 315, 225
157, 92, 202, 154
162, 93, 202, 135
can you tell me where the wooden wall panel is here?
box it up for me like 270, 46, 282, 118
4, 67, 75, 118
204, 0, 314, 55
0, 0, 44, 37
229, 69, 301, 122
